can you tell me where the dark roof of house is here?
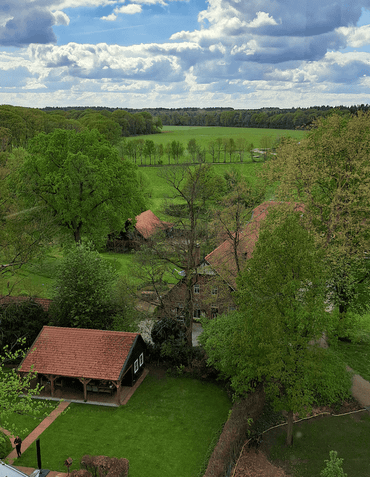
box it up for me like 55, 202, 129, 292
205, 201, 304, 289
134, 210, 172, 239
18, 326, 143, 381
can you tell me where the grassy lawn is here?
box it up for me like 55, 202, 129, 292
14, 375, 231, 477
333, 313, 370, 381
266, 411, 370, 476
126, 125, 305, 166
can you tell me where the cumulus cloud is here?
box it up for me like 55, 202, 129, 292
114, 4, 142, 14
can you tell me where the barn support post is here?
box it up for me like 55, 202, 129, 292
78, 378, 92, 401
111, 381, 121, 405
45, 375, 57, 397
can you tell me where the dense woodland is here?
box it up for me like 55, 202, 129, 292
43, 103, 370, 129
0, 105, 162, 150
0, 104, 369, 153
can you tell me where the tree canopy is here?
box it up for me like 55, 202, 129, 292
200, 210, 351, 445
12, 128, 146, 245
50, 242, 118, 330
261, 112, 370, 320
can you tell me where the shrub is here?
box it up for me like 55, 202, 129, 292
0, 299, 49, 352
320, 450, 347, 477
80, 455, 129, 477
0, 432, 12, 459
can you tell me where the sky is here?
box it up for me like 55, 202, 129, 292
1, 0, 370, 109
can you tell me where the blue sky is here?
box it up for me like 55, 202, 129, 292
1, 0, 370, 109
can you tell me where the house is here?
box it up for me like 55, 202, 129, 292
107, 209, 173, 251
159, 201, 304, 321
18, 326, 147, 405
0, 461, 30, 477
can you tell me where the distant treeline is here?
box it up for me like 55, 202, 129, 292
44, 104, 370, 129
0, 105, 162, 150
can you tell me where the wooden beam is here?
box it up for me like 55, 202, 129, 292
78, 378, 92, 401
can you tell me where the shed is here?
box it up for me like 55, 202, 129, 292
18, 326, 147, 405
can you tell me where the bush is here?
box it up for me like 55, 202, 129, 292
0, 432, 12, 459
151, 317, 191, 365
0, 299, 49, 352
320, 450, 347, 477
79, 455, 129, 477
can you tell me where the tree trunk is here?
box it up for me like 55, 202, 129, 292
286, 410, 294, 446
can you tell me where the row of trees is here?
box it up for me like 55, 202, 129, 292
119, 136, 270, 166
0, 105, 162, 152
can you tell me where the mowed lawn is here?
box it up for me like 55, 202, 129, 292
15, 375, 231, 477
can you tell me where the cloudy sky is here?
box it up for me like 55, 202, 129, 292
1, 0, 370, 109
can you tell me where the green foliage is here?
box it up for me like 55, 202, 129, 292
320, 451, 347, 477
262, 112, 370, 318
0, 342, 51, 440
201, 210, 350, 445
0, 299, 50, 351
0, 431, 12, 458
50, 242, 118, 329
13, 128, 146, 246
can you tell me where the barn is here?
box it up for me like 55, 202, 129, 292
18, 326, 147, 405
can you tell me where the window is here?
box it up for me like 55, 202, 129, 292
139, 352, 144, 366
211, 287, 218, 296
134, 359, 139, 373
211, 307, 219, 319
194, 308, 201, 319
194, 284, 200, 294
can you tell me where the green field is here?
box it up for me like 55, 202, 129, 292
122, 125, 306, 166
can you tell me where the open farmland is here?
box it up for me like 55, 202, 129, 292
122, 125, 306, 166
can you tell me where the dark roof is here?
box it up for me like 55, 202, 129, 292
205, 201, 304, 289
19, 326, 143, 381
134, 210, 172, 239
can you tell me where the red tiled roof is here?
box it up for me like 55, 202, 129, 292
205, 201, 304, 289
19, 326, 141, 381
134, 210, 172, 239
0, 296, 52, 311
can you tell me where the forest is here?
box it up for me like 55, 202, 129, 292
43, 103, 370, 129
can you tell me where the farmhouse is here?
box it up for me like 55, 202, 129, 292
18, 326, 147, 405
159, 201, 304, 321
107, 209, 173, 251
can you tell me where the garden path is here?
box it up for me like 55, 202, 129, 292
3, 401, 70, 465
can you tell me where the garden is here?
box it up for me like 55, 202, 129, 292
13, 373, 231, 477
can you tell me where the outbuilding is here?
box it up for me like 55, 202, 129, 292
18, 326, 147, 405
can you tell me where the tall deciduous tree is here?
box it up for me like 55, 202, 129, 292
200, 210, 350, 446
50, 242, 118, 330
151, 164, 223, 345
12, 128, 146, 246
261, 112, 370, 321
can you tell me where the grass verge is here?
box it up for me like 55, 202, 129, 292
14, 375, 231, 477
266, 411, 370, 476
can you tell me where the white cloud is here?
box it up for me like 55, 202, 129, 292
53, 10, 70, 26
336, 24, 370, 48
114, 4, 142, 14
247, 11, 279, 28
101, 13, 117, 21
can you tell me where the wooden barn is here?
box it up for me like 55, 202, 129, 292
18, 326, 147, 405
